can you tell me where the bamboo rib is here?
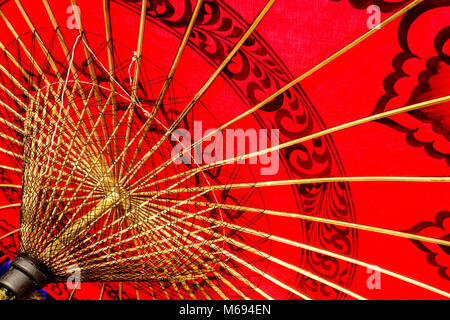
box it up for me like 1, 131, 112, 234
192, 226, 364, 300
41, 0, 90, 112
64, 201, 324, 294
78, 106, 223, 230
118, 282, 123, 300
48, 90, 115, 207
139, 176, 450, 195
77, 220, 211, 266
143, 202, 360, 299
119, 210, 169, 288
131, 0, 147, 99
126, 0, 425, 189
172, 281, 187, 300
53, 188, 213, 263
0, 116, 23, 134
79, 236, 222, 270
64, 154, 324, 258
52, 91, 140, 211
140, 244, 254, 300
0, 184, 21, 189
0, 0, 160, 284
70, 0, 102, 106
52, 152, 205, 255
125, 0, 204, 176
137, 202, 362, 299
121, 0, 276, 185
14, 0, 64, 80
194, 236, 310, 300
159, 283, 171, 300
54, 206, 216, 266
68, 197, 351, 299
103, 0, 119, 182
117, 0, 148, 180
195, 215, 450, 298
0, 228, 19, 241
39, 23, 219, 233
0, 82, 26, 121
24, 91, 96, 180
131, 175, 450, 248
42, 93, 118, 241
47, 115, 142, 238
181, 281, 198, 300
0, 144, 22, 161
0, 165, 21, 173
135, 282, 140, 300
0, 63, 45, 124
108, 204, 268, 299
99, 284, 106, 300
0, 41, 104, 180
76, 181, 448, 298
0, 81, 28, 121
193, 281, 213, 300
34, 0, 253, 235
39, 86, 99, 219
42, 194, 117, 261
0, 0, 449, 298
29, 89, 101, 183
0, 203, 20, 211
163, 198, 450, 247
20, 90, 49, 246
133, 95, 450, 190
0, 131, 22, 146
0, 64, 34, 106
53, 203, 211, 269
12, 0, 105, 182
68, 288, 76, 300
42, 0, 107, 157
34, 155, 103, 241
0, 10, 73, 120
29, 97, 103, 242
70, 0, 114, 166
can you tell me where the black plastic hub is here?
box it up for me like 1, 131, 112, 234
0, 254, 51, 300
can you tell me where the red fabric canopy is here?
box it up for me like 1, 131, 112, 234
0, 0, 448, 300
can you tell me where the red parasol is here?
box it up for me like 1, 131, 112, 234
0, 0, 448, 300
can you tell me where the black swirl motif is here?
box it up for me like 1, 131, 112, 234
402, 211, 450, 281
370, 1, 450, 165
0, 0, 357, 299
114, 0, 357, 299
0, 168, 21, 206
0, 219, 18, 257
298, 251, 354, 300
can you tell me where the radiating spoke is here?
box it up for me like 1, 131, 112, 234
126, 0, 426, 190
132, 95, 450, 191
0, 0, 446, 301
121, 0, 276, 185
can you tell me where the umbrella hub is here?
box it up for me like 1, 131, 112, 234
0, 254, 51, 300
102, 180, 132, 212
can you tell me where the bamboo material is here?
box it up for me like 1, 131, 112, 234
121, 0, 277, 185
162, 198, 450, 247
132, 95, 450, 190
126, 0, 204, 175
125, 0, 425, 189
0, 0, 446, 301
194, 215, 450, 298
